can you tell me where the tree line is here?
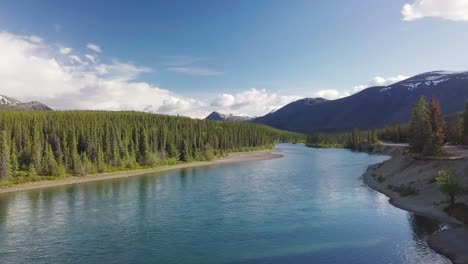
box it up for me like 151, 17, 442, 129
306, 129, 378, 150
306, 96, 468, 155
0, 111, 303, 182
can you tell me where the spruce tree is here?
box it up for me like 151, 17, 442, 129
409, 96, 433, 155
179, 139, 190, 162
10, 142, 19, 177
0, 131, 11, 180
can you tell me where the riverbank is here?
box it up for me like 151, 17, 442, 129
363, 144, 468, 264
0, 149, 282, 195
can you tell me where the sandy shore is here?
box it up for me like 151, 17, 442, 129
0, 149, 282, 195
364, 145, 468, 264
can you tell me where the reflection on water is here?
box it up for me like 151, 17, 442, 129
409, 214, 447, 241
0, 144, 450, 264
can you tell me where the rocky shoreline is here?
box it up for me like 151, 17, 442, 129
363, 145, 468, 264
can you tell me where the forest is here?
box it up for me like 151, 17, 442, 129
0, 111, 303, 184
306, 96, 468, 155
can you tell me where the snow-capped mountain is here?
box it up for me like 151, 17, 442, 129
205, 111, 252, 122
0, 95, 21, 106
252, 71, 468, 133
0, 95, 52, 111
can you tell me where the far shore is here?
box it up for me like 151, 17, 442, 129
0, 149, 282, 195
363, 144, 468, 264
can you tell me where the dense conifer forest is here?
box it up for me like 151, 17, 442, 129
0, 111, 303, 184
306, 97, 467, 154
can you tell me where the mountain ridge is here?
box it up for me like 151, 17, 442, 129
205, 111, 252, 122
0, 95, 52, 111
251, 71, 468, 133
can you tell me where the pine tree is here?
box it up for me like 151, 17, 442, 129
27, 164, 37, 177
96, 145, 106, 172
0, 131, 11, 180
10, 142, 19, 177
179, 139, 190, 162
0, 111, 301, 183
138, 127, 149, 166
427, 97, 445, 149
409, 96, 433, 155
42, 143, 57, 176
30, 126, 42, 173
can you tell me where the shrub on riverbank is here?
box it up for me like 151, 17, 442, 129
436, 170, 464, 206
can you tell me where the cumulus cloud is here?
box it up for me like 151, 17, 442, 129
402, 0, 468, 21
86, 43, 102, 53
315, 90, 341, 100
0, 31, 208, 117
58, 46, 72, 54
0, 31, 296, 118
28, 35, 43, 44
210, 88, 300, 116
315, 75, 409, 100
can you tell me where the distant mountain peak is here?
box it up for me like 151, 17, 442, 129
205, 111, 252, 122
0, 95, 52, 111
0, 95, 21, 106
380, 71, 468, 93
252, 70, 468, 133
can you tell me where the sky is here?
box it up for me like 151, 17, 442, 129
0, 0, 467, 117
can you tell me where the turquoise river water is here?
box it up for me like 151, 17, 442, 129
0, 144, 450, 263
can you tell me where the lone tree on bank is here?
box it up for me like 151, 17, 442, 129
409, 96, 433, 155
427, 97, 446, 152
436, 170, 464, 207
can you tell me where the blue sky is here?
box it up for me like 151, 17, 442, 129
0, 0, 467, 117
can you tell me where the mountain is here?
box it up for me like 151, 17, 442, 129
205, 111, 252, 122
0, 95, 52, 111
252, 71, 468, 133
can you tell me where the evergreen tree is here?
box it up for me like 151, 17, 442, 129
0, 110, 301, 183
42, 143, 57, 176
10, 141, 19, 177
179, 139, 191, 162
137, 128, 149, 166
0, 131, 11, 180
27, 164, 37, 177
409, 97, 433, 155
427, 97, 445, 149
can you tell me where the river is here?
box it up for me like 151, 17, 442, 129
0, 144, 449, 263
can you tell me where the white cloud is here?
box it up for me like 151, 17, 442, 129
68, 55, 86, 65
210, 88, 300, 116
84, 54, 96, 63
315, 75, 409, 100
94, 60, 151, 80
0, 31, 208, 117
27, 35, 43, 44
86, 43, 102, 53
58, 46, 72, 54
315, 89, 341, 100
167, 66, 222, 76
402, 0, 468, 21
366, 75, 409, 87
0, 31, 302, 118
